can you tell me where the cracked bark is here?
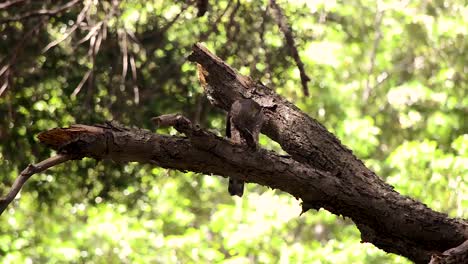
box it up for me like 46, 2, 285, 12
187, 44, 467, 263
23, 44, 468, 263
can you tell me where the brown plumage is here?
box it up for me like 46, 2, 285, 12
226, 99, 264, 196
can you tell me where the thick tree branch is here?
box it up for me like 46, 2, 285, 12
27, 121, 332, 216
187, 43, 468, 263
4, 43, 466, 264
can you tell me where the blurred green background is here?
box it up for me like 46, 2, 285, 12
0, 0, 466, 263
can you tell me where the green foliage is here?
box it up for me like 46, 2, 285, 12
0, 0, 466, 263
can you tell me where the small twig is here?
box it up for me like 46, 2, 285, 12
156, 4, 188, 38
198, 0, 233, 41
76, 21, 104, 46
269, 0, 310, 96
152, 114, 189, 129
119, 29, 129, 83
139, 3, 188, 70
85, 33, 97, 105
0, 0, 25, 10
363, 8, 384, 101
0, 65, 10, 96
259, 6, 274, 86
0, 78, 8, 95
0, 0, 80, 24
71, 69, 92, 97
125, 29, 143, 48
42, 0, 92, 53
151, 114, 195, 137
0, 64, 9, 77
140, 2, 189, 44
129, 54, 139, 104
0, 154, 73, 215
225, 0, 240, 41
0, 18, 46, 96
71, 1, 114, 100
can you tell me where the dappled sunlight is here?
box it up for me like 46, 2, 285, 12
0, 0, 465, 263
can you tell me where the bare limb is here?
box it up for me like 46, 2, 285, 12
363, 8, 384, 101
68, 1, 114, 99
139, 3, 189, 70
125, 29, 143, 48
0, 18, 46, 97
0, 0, 25, 10
119, 29, 129, 84
259, 6, 274, 86
0, 154, 74, 215
225, 0, 240, 44
73, 14, 106, 97
269, 0, 310, 96
42, 0, 92, 53
149, 3, 188, 40
71, 69, 92, 97
0, 0, 81, 24
76, 21, 104, 46
86, 30, 97, 101
129, 54, 139, 104
198, 0, 233, 41
152, 114, 191, 130
0, 79, 8, 95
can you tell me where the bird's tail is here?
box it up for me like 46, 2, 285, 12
228, 178, 244, 197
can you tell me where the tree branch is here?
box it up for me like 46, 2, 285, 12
5, 43, 467, 264
41, 0, 92, 53
0, 18, 47, 97
31, 121, 331, 213
363, 8, 384, 101
198, 0, 233, 41
269, 0, 310, 96
0, 0, 81, 24
187, 43, 468, 263
0, 154, 74, 215
0, 0, 25, 10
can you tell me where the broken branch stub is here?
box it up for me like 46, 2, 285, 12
187, 43, 468, 264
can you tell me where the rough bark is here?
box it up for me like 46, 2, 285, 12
36, 121, 330, 205
11, 44, 467, 263
187, 44, 468, 263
